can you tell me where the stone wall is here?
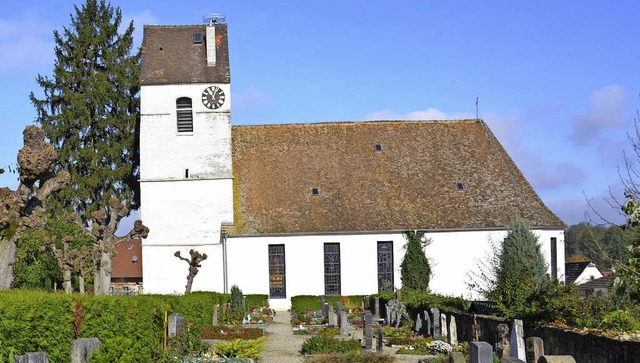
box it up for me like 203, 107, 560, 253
449, 312, 640, 363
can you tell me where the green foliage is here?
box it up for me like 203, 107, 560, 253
88, 337, 153, 363
290, 295, 365, 314
30, 0, 140, 221
565, 223, 632, 268
210, 337, 265, 359
245, 294, 268, 309
301, 334, 361, 355
503, 278, 579, 324
614, 196, 640, 305
303, 352, 395, 363
394, 290, 470, 313
230, 285, 244, 312
400, 231, 431, 291
600, 310, 640, 332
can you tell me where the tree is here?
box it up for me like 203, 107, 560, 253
29, 0, 146, 294
400, 230, 431, 291
0, 126, 71, 289
612, 196, 640, 304
175, 250, 208, 294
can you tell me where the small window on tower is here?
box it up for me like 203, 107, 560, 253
312, 187, 319, 196
375, 143, 382, 152
457, 182, 464, 191
176, 97, 193, 133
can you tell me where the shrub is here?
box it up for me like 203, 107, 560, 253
303, 352, 395, 363
211, 337, 265, 359
429, 340, 452, 355
301, 335, 361, 355
600, 310, 640, 332
88, 337, 153, 363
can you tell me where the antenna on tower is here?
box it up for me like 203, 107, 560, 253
203, 14, 226, 26
475, 97, 479, 121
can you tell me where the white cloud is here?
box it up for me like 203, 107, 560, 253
0, 12, 53, 73
569, 84, 628, 146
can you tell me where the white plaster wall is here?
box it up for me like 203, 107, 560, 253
226, 228, 565, 309
140, 84, 232, 181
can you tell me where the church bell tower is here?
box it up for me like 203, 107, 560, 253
138, 17, 233, 294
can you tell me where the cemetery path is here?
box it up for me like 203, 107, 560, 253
261, 310, 306, 363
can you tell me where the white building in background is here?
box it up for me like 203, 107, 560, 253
139, 21, 565, 309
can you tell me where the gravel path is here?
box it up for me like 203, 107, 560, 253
261, 311, 306, 363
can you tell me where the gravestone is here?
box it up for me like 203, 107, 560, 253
526, 337, 544, 363
364, 310, 373, 351
449, 351, 465, 363
321, 296, 326, 317
212, 304, 219, 326
449, 315, 458, 346
340, 310, 350, 336
440, 313, 448, 339
71, 338, 101, 363
328, 304, 336, 326
377, 328, 383, 352
470, 341, 493, 363
501, 358, 526, 363
374, 297, 380, 318
431, 307, 441, 338
168, 313, 184, 337
336, 301, 344, 327
415, 313, 422, 334
510, 319, 525, 360
365, 295, 370, 310
496, 323, 510, 358
14, 353, 49, 363
386, 304, 392, 325
424, 310, 432, 336
537, 357, 576, 363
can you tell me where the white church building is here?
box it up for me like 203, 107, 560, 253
139, 22, 565, 309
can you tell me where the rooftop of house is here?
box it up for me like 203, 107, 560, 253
576, 276, 613, 298
230, 119, 565, 235
111, 239, 143, 280
140, 24, 230, 85
565, 260, 601, 284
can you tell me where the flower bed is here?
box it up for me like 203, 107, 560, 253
201, 326, 264, 340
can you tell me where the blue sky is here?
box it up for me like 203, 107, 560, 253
1, 1, 639, 226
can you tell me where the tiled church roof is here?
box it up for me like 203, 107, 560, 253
231, 119, 564, 235
140, 25, 230, 85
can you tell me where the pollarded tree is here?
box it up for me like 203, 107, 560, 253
0, 126, 71, 289
400, 230, 432, 291
175, 250, 208, 294
29, 0, 145, 294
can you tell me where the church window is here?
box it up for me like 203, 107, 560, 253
550, 237, 558, 280
176, 97, 193, 133
324, 243, 341, 295
312, 187, 319, 196
268, 244, 286, 298
377, 241, 393, 292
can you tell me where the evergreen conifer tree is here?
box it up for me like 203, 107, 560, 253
400, 230, 431, 291
29, 0, 147, 294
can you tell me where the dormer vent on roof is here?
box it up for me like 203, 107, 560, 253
193, 32, 203, 44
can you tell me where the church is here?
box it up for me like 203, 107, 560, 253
138, 21, 565, 309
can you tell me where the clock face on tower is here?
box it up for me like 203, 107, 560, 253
201, 86, 226, 109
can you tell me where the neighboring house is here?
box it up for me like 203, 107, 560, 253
110, 239, 143, 295
139, 22, 566, 309
576, 276, 613, 299
565, 261, 604, 285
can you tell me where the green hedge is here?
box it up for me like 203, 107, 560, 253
290, 295, 366, 314
0, 290, 271, 363
374, 290, 470, 314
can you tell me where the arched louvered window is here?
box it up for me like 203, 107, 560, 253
176, 97, 193, 133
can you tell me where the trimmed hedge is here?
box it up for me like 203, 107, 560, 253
0, 290, 268, 363
291, 295, 366, 314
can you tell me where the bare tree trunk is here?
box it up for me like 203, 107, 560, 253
94, 250, 112, 295
62, 268, 72, 294
185, 274, 194, 294
79, 275, 85, 294
0, 238, 16, 290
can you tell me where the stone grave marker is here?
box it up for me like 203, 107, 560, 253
501, 358, 526, 363
415, 313, 422, 334
340, 310, 349, 336
336, 301, 344, 327
365, 295, 370, 310
496, 323, 510, 358
385, 303, 392, 325
526, 337, 543, 363
212, 304, 219, 326
449, 315, 458, 346
470, 341, 493, 363
424, 310, 432, 336
374, 297, 380, 318
328, 303, 336, 326
71, 338, 101, 363
449, 351, 465, 363
14, 353, 49, 363
431, 307, 441, 338
377, 328, 383, 352
168, 313, 184, 337
537, 357, 576, 363
441, 313, 448, 339
364, 310, 373, 352
510, 319, 525, 360
321, 296, 326, 317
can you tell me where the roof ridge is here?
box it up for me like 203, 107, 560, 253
232, 119, 482, 128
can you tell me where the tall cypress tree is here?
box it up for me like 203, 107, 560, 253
29, 0, 147, 294
400, 230, 432, 291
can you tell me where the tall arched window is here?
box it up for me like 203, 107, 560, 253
176, 97, 193, 133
